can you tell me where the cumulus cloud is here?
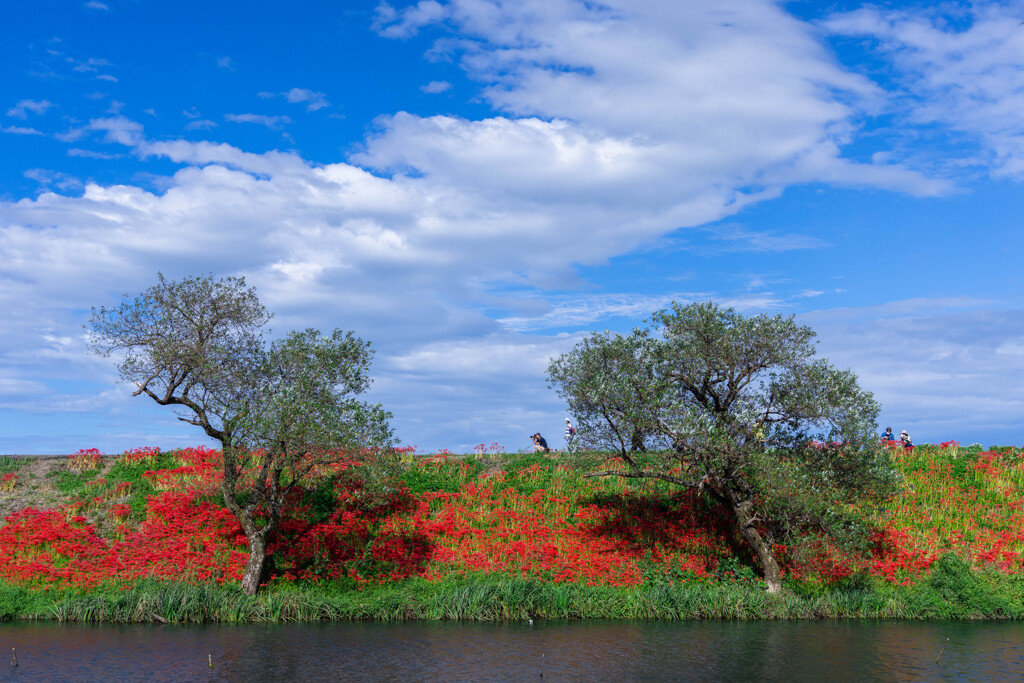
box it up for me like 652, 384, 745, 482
368, 0, 948, 200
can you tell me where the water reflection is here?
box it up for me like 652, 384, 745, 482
2, 620, 1022, 682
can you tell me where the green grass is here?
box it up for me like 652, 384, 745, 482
0, 456, 28, 476
1, 569, 1021, 623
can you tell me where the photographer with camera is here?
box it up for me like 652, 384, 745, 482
531, 432, 550, 453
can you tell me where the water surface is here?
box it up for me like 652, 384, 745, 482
2, 620, 1022, 682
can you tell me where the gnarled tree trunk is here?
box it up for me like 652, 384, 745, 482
220, 449, 276, 596
240, 532, 268, 596
727, 489, 782, 594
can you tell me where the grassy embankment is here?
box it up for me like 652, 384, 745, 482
0, 443, 1022, 622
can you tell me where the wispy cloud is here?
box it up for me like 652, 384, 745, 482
84, 1, 109, 10
2, 125, 44, 136
660, 223, 829, 256
89, 116, 144, 145
258, 88, 329, 112
825, 4, 1024, 179
373, 0, 446, 39
67, 148, 122, 159
217, 56, 233, 69
22, 168, 83, 191
224, 113, 292, 129
421, 80, 452, 94
69, 57, 111, 73
7, 99, 53, 118
804, 299, 1024, 442
184, 119, 217, 131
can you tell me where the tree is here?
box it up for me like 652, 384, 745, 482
547, 330, 665, 454
547, 301, 895, 593
89, 274, 394, 595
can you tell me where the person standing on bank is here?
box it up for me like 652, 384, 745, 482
564, 418, 576, 448
900, 430, 914, 451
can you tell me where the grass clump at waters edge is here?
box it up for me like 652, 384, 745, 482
2, 571, 1021, 624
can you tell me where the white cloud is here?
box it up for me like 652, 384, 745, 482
421, 80, 452, 94
89, 116, 144, 145
68, 148, 122, 159
217, 56, 233, 69
2, 125, 44, 136
70, 57, 111, 73
21, 168, 83, 191
184, 119, 217, 131
7, 99, 53, 118
825, 4, 1024, 179
96, 74, 118, 83
84, 1, 109, 10
373, 0, 446, 39
258, 88, 330, 112
55, 127, 88, 142
224, 113, 292, 129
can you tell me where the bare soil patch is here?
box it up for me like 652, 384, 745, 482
0, 456, 119, 520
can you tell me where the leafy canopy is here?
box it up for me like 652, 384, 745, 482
548, 301, 898, 591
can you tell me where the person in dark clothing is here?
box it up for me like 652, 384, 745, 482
881, 427, 896, 442
531, 433, 550, 453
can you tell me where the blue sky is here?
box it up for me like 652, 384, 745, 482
2, 0, 1023, 454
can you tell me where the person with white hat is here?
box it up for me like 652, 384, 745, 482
900, 430, 914, 451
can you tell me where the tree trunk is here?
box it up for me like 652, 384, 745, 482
240, 533, 267, 596
219, 458, 273, 597
728, 492, 782, 594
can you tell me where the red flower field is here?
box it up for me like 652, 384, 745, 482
0, 442, 1021, 592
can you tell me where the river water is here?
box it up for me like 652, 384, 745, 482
1, 620, 1022, 682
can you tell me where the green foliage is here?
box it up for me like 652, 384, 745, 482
90, 273, 396, 594
913, 555, 1024, 619
500, 453, 558, 494
399, 458, 484, 495
46, 469, 100, 496
0, 456, 27, 475
3, 571, 1017, 622
713, 556, 760, 583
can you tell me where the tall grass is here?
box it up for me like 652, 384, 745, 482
2, 566, 1020, 623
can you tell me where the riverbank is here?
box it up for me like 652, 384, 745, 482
1, 444, 1022, 622
2, 558, 1021, 624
